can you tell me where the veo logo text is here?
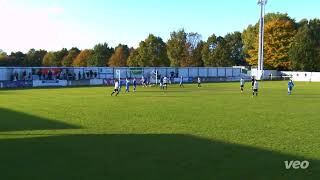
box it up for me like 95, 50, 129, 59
284, 160, 309, 169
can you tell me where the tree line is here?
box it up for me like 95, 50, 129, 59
1, 13, 320, 71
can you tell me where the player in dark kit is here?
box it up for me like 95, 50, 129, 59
252, 80, 259, 96
251, 77, 255, 89
133, 78, 137, 92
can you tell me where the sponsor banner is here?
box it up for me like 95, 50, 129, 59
129, 68, 143, 76
0, 81, 32, 88
103, 79, 114, 85
33, 80, 68, 87
68, 80, 90, 86
90, 79, 104, 85
103, 78, 143, 86
201, 77, 240, 82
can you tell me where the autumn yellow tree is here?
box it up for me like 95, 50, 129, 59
72, 50, 93, 67
127, 48, 140, 67
247, 17, 297, 70
108, 44, 130, 67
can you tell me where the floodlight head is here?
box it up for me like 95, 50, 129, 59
258, 0, 268, 5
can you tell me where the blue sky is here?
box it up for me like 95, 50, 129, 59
0, 0, 319, 53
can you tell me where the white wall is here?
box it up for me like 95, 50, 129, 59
250, 69, 320, 82
281, 71, 320, 82
251, 68, 280, 79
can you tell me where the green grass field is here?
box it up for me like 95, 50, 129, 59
0, 81, 319, 180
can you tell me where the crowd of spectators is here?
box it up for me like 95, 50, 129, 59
11, 69, 99, 81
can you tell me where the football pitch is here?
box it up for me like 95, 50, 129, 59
0, 81, 319, 180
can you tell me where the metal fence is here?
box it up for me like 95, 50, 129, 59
0, 67, 242, 81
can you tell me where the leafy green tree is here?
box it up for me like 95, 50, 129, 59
108, 44, 130, 67
87, 55, 99, 67
224, 32, 245, 66
167, 29, 188, 67
42, 52, 56, 67
298, 19, 309, 28
62, 48, 80, 67
242, 24, 258, 60
185, 33, 204, 67
289, 22, 320, 71
188, 41, 204, 67
135, 34, 169, 67
55, 48, 68, 66
9, 52, 26, 67
202, 35, 232, 67
127, 48, 141, 67
213, 37, 233, 67
264, 12, 293, 22
202, 34, 218, 66
308, 19, 320, 46
90, 43, 114, 67
24, 49, 47, 67
69, 47, 81, 53
0, 50, 11, 66
0, 57, 8, 66
0, 57, 11, 66
42, 48, 68, 67
167, 30, 204, 67
0, 49, 6, 58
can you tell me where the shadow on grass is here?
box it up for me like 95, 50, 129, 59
0, 134, 318, 180
0, 108, 79, 132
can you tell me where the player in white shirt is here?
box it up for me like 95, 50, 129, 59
163, 76, 168, 90
111, 79, 120, 96
253, 80, 259, 96
197, 77, 201, 88
240, 78, 245, 93
179, 76, 184, 88
141, 76, 147, 87
125, 78, 130, 93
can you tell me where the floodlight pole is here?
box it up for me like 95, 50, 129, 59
257, 0, 267, 80
118, 71, 121, 85
116, 70, 121, 89
155, 69, 158, 85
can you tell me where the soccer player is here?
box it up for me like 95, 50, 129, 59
252, 80, 259, 96
141, 76, 146, 87
163, 76, 168, 90
179, 76, 184, 88
111, 79, 120, 96
288, 79, 295, 95
133, 78, 137, 92
197, 77, 201, 88
144, 77, 148, 87
251, 76, 255, 90
160, 76, 164, 90
125, 78, 130, 93
240, 78, 245, 93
